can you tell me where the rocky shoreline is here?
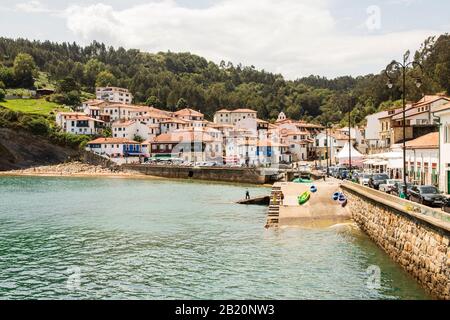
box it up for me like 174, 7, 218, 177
0, 161, 148, 178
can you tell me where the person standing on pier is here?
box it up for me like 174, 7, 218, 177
245, 189, 250, 200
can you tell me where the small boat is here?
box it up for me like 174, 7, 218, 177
332, 192, 340, 201
310, 185, 318, 193
293, 177, 313, 183
338, 194, 347, 204
298, 191, 311, 205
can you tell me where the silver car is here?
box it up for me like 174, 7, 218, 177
379, 179, 402, 193
360, 174, 372, 186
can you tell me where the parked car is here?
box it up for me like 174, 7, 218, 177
332, 167, 347, 178
368, 173, 389, 190
359, 174, 372, 186
408, 185, 447, 207
391, 182, 413, 198
379, 179, 402, 193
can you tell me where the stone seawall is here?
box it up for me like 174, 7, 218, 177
342, 182, 450, 299
81, 151, 119, 170
121, 164, 268, 184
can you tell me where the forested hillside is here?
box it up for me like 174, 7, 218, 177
0, 34, 448, 124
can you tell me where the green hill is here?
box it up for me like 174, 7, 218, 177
0, 34, 448, 125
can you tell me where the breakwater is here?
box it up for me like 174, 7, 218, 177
122, 164, 273, 184
342, 182, 450, 299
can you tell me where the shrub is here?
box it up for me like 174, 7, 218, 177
26, 117, 49, 136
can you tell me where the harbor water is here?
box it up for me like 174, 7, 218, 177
0, 176, 430, 299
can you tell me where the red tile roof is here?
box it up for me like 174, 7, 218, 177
174, 108, 204, 117
87, 137, 139, 145
405, 132, 438, 149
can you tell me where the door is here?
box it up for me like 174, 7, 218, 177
447, 171, 450, 195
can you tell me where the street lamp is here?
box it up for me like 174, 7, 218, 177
325, 123, 331, 176
348, 102, 353, 173
385, 51, 423, 198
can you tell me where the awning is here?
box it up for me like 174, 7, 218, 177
387, 158, 404, 169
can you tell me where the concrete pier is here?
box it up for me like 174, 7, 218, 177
267, 179, 351, 228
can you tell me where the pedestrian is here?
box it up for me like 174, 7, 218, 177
245, 189, 250, 200
280, 192, 284, 205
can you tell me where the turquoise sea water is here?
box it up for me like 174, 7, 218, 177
0, 176, 429, 299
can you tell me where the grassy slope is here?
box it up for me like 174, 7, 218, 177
0, 98, 70, 115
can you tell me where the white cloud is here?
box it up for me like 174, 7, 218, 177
62, 0, 440, 78
15, 0, 51, 13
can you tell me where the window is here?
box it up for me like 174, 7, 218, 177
446, 125, 449, 144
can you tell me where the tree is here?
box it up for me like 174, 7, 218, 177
96, 70, 117, 87
13, 53, 37, 88
57, 77, 80, 94
84, 58, 105, 89
176, 98, 188, 110
145, 95, 163, 108
0, 67, 14, 88
133, 134, 144, 143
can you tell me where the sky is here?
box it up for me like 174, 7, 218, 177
0, 0, 448, 79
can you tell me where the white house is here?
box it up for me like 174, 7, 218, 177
96, 87, 133, 104
85, 137, 142, 158
213, 108, 258, 125
55, 112, 104, 135
173, 108, 204, 121
405, 132, 439, 186
365, 111, 388, 150
432, 102, 450, 193
280, 129, 311, 161
314, 131, 355, 165
159, 118, 189, 134
112, 120, 157, 141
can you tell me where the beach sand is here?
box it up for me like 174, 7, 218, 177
0, 161, 163, 180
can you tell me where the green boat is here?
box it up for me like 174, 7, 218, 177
298, 191, 311, 205
293, 177, 313, 183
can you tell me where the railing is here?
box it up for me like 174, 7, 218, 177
342, 181, 450, 228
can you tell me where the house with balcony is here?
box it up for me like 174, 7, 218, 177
56, 112, 104, 135
96, 87, 133, 104
85, 137, 142, 158
379, 95, 449, 147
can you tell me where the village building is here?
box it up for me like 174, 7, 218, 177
213, 109, 258, 125
55, 112, 104, 135
378, 95, 449, 148
405, 132, 439, 187
364, 110, 389, 153
96, 87, 133, 104
85, 137, 142, 157
111, 120, 157, 141
159, 118, 190, 134
432, 102, 450, 193
149, 128, 222, 163
314, 131, 355, 165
